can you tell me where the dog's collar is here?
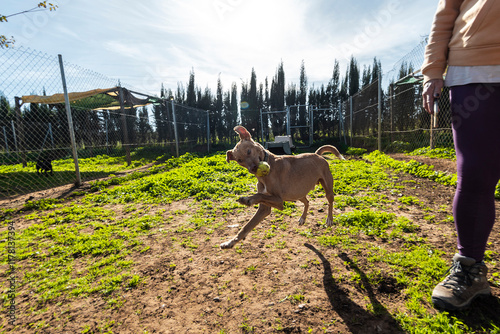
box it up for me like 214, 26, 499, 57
263, 150, 269, 162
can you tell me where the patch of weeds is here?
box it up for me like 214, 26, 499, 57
275, 240, 286, 249
264, 225, 277, 239
365, 150, 458, 187
239, 312, 255, 332
85, 154, 254, 204
326, 158, 395, 196
273, 202, 297, 217
290, 293, 306, 304
23, 198, 62, 211
490, 272, 500, 287
346, 147, 367, 156
220, 200, 244, 213
106, 296, 125, 310
298, 228, 314, 238
423, 214, 436, 223
407, 146, 456, 160
317, 232, 353, 248
334, 193, 391, 210
127, 275, 143, 289
398, 196, 423, 207
180, 237, 199, 250
244, 265, 257, 274
5, 201, 163, 307
332, 209, 416, 240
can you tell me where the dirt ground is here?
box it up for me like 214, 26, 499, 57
2, 154, 500, 333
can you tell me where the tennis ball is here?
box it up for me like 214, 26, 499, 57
256, 161, 270, 177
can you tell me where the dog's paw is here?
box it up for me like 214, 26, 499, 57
220, 240, 236, 249
298, 217, 306, 226
237, 196, 252, 206
326, 218, 334, 227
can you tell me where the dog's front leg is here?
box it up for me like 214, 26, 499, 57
237, 193, 284, 211
220, 204, 272, 249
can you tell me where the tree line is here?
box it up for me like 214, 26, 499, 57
1, 55, 428, 159
156, 56, 383, 145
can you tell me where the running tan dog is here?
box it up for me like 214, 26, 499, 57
221, 125, 345, 249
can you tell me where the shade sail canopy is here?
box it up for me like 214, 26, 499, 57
395, 74, 423, 86
20, 87, 161, 110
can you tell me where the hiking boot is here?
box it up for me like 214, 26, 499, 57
432, 254, 491, 311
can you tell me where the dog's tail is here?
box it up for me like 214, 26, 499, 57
315, 145, 345, 160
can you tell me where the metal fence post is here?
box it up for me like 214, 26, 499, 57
206, 110, 210, 153
430, 101, 435, 149
309, 105, 313, 147
170, 98, 179, 157
349, 96, 353, 147
389, 84, 393, 144
286, 106, 291, 136
377, 71, 382, 151
259, 108, 266, 143
14, 97, 27, 167
118, 86, 132, 166
105, 118, 109, 155
2, 126, 9, 155
11, 120, 18, 157
58, 54, 81, 186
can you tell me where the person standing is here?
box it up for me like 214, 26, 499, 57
422, 0, 500, 311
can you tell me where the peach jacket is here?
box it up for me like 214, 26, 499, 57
421, 0, 500, 84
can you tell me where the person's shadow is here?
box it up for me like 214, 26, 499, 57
304, 243, 404, 334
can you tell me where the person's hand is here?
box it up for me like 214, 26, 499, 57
422, 78, 443, 114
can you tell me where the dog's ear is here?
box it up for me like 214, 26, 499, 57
226, 150, 235, 163
234, 126, 251, 141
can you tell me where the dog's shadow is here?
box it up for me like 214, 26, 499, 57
304, 243, 404, 334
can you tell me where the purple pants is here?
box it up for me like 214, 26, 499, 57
450, 83, 500, 262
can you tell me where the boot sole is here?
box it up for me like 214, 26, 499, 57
432, 289, 491, 311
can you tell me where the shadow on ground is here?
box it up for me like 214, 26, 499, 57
304, 243, 404, 334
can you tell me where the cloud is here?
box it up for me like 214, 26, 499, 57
1, 0, 437, 96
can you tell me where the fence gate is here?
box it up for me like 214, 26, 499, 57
259, 105, 313, 148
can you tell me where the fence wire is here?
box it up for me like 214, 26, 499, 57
382, 37, 453, 152
0, 47, 209, 198
1, 38, 454, 199
342, 37, 453, 152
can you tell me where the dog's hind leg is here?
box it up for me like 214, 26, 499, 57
319, 176, 335, 226
298, 197, 309, 225
220, 204, 272, 249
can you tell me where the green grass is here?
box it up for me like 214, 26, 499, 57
365, 150, 500, 199
4, 203, 153, 304
85, 153, 254, 204
407, 147, 456, 160
0, 147, 164, 198
1, 150, 498, 333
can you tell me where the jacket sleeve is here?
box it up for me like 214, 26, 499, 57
421, 0, 463, 84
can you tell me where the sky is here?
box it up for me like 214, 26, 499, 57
1, 0, 439, 97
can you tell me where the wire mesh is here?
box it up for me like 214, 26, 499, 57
382, 37, 453, 152
1, 38, 454, 199
0, 47, 209, 199
343, 37, 453, 151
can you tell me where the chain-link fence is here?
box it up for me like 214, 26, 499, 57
345, 38, 453, 152
344, 78, 381, 149
383, 38, 452, 152
1, 38, 454, 199
0, 47, 210, 199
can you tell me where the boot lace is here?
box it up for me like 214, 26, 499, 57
441, 261, 476, 293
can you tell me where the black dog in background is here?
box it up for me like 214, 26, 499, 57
36, 157, 53, 175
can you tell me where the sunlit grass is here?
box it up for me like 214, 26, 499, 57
1, 149, 498, 333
